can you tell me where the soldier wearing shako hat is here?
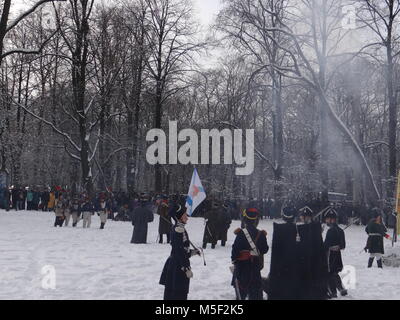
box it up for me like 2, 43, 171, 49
298, 206, 313, 224
231, 207, 269, 300
324, 208, 347, 298
282, 205, 297, 224
160, 205, 201, 300
364, 208, 391, 268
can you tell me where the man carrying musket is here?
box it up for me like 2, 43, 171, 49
365, 208, 391, 268
324, 208, 347, 298
231, 207, 269, 300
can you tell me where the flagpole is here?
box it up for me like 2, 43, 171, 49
394, 171, 400, 246
185, 165, 207, 266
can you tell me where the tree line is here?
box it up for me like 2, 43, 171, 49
0, 0, 399, 206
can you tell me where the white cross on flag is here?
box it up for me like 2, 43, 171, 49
185, 168, 206, 216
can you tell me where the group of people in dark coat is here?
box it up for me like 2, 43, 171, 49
158, 196, 350, 301
267, 205, 348, 300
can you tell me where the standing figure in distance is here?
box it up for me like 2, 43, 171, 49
81, 197, 94, 229
365, 208, 391, 268
202, 201, 220, 249
54, 194, 65, 227
217, 202, 232, 247
63, 193, 71, 227
158, 196, 172, 244
70, 195, 81, 227
130, 194, 154, 244
97, 196, 109, 229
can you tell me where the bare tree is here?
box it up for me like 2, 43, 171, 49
357, 0, 400, 196
144, 0, 205, 192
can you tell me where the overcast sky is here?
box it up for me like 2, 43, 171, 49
193, 0, 222, 26
12, 0, 223, 26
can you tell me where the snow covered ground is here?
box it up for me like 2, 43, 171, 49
1, 209, 400, 300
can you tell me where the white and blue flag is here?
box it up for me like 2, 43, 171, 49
185, 168, 206, 216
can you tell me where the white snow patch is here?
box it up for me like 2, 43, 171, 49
0, 210, 399, 300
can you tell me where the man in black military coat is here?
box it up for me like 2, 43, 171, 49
365, 208, 391, 268
324, 208, 347, 298
202, 201, 220, 249
268, 206, 298, 300
160, 205, 201, 300
217, 202, 232, 247
130, 194, 154, 244
231, 207, 269, 300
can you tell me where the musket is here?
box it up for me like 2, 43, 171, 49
312, 206, 332, 222
343, 218, 360, 231
230, 264, 242, 300
159, 214, 207, 266
189, 240, 206, 266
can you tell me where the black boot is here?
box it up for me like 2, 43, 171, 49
368, 257, 374, 268
377, 259, 383, 268
340, 289, 348, 296
159, 234, 163, 244
100, 222, 105, 229
221, 240, 226, 247
211, 243, 216, 249
202, 243, 207, 249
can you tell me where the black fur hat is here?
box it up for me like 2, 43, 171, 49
171, 204, 186, 221
299, 206, 313, 217
325, 207, 338, 219
282, 206, 296, 219
371, 208, 382, 219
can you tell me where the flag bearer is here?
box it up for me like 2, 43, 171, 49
160, 205, 201, 300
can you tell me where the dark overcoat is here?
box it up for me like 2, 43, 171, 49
324, 224, 345, 273
158, 203, 172, 235
365, 220, 388, 254
160, 224, 192, 297
131, 203, 154, 244
202, 208, 219, 244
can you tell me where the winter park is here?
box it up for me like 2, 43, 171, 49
2, 0, 400, 302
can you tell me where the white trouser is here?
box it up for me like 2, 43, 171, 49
71, 212, 79, 225
82, 212, 92, 228
370, 253, 383, 260
99, 212, 107, 224
64, 210, 71, 226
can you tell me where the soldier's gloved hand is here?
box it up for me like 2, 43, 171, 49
190, 249, 201, 257
182, 267, 193, 279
